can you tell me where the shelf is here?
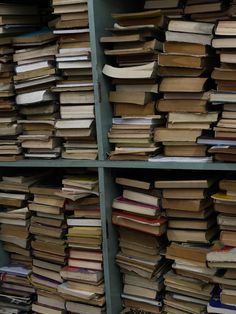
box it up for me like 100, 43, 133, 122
0, 159, 236, 170
101, 161, 236, 171
0, 159, 101, 168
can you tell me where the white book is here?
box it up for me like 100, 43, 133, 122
112, 117, 161, 125
103, 62, 157, 79
54, 28, 89, 35
59, 48, 91, 54
55, 119, 93, 129
149, 155, 213, 163
67, 219, 101, 227
0, 192, 27, 200
24, 153, 60, 158
15, 61, 52, 73
166, 31, 213, 46
210, 92, 236, 103
56, 56, 90, 62
207, 247, 236, 262
16, 90, 55, 105
168, 20, 214, 35
61, 113, 94, 119
58, 61, 92, 69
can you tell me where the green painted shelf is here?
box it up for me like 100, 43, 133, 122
101, 161, 236, 171
0, 160, 101, 168
0, 159, 236, 171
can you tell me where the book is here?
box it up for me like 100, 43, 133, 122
112, 196, 160, 217
166, 31, 213, 46
103, 62, 157, 79
160, 77, 208, 92
168, 20, 214, 35
112, 211, 167, 236
167, 227, 217, 243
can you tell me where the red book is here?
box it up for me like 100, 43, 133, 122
112, 210, 167, 236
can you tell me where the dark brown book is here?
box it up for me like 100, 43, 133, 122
164, 41, 208, 56
159, 54, 207, 69
164, 145, 207, 157
156, 99, 207, 113
114, 102, 155, 116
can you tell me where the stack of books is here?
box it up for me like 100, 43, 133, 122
107, 117, 164, 160
211, 177, 236, 304
57, 172, 105, 313
101, 9, 166, 160
158, 176, 218, 245
0, 173, 39, 266
164, 243, 216, 313
0, 264, 35, 313
28, 180, 67, 302
185, 0, 232, 23
212, 178, 236, 248
13, 28, 61, 159
204, 20, 236, 162
52, 0, 97, 160
0, 206, 31, 266
32, 291, 65, 314
112, 176, 168, 313
0, 2, 40, 161
157, 176, 219, 312
155, 19, 219, 158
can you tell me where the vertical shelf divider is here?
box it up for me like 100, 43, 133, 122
99, 167, 122, 313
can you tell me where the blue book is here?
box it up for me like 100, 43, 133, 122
208, 289, 236, 313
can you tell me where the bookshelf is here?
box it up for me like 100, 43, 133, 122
0, 160, 235, 171
0, 1, 235, 314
